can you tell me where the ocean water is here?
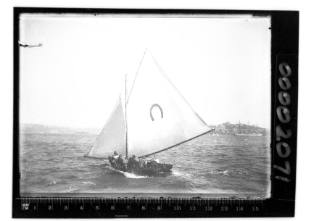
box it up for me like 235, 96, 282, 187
19, 128, 270, 199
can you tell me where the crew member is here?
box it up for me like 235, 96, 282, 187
113, 151, 119, 160
108, 151, 119, 168
148, 158, 160, 168
127, 155, 139, 170
138, 157, 146, 168
117, 154, 127, 171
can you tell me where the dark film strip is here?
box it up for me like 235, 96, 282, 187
13, 8, 298, 218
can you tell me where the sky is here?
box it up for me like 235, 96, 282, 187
19, 13, 271, 129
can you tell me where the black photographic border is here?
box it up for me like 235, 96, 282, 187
13, 7, 298, 218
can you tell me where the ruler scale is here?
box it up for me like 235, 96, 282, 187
15, 197, 269, 218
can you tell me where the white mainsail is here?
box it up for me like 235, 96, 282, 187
127, 52, 211, 157
87, 51, 212, 159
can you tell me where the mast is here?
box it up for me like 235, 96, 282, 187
86, 50, 212, 159
124, 74, 128, 159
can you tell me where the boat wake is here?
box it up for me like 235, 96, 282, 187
106, 165, 148, 179
172, 169, 192, 179
121, 171, 148, 179
172, 169, 183, 176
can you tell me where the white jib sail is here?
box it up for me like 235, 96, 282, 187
86, 97, 126, 158
127, 52, 212, 157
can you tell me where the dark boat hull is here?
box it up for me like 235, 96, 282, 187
108, 157, 173, 176
128, 163, 173, 176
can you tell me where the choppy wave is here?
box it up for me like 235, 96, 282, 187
64, 185, 80, 193
82, 181, 96, 185
20, 132, 270, 198
216, 169, 229, 176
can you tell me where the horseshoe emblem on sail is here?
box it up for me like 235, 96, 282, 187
150, 104, 163, 121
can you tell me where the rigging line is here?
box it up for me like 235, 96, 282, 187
150, 53, 210, 127
139, 128, 214, 158
124, 74, 128, 159
127, 49, 147, 103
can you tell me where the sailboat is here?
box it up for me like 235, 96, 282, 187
86, 51, 212, 176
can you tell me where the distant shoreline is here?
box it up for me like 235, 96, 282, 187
209, 122, 268, 136
20, 122, 269, 136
